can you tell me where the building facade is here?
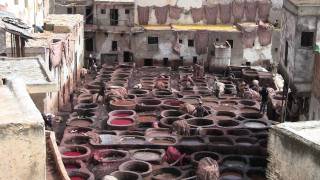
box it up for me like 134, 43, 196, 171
279, 0, 320, 121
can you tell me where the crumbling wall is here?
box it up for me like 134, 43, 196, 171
95, 3, 134, 27
267, 122, 320, 180
279, 9, 297, 80
0, 79, 45, 180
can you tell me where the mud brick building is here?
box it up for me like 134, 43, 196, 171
279, 0, 320, 121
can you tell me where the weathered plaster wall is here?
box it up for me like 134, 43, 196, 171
0, 29, 5, 54
95, 3, 134, 27
0, 0, 44, 26
279, 9, 297, 80
135, 0, 283, 25
267, 121, 320, 180
30, 93, 47, 113
0, 78, 45, 180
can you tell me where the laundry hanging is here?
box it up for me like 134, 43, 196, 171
204, 5, 218, 25
169, 6, 183, 20
172, 32, 181, 54
137, 6, 150, 25
195, 30, 209, 55
191, 7, 204, 23
258, 0, 271, 21
245, 1, 257, 22
232, 0, 245, 22
219, 3, 231, 24
258, 21, 273, 46
49, 40, 63, 67
155, 6, 169, 24
240, 24, 258, 48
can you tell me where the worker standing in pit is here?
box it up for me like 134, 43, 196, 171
259, 85, 269, 114
193, 101, 209, 117
96, 81, 106, 104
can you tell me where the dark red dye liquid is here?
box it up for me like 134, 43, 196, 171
111, 119, 133, 125
113, 113, 130, 117
70, 176, 85, 180
64, 164, 80, 169
63, 151, 82, 156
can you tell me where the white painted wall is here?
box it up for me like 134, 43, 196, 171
0, 0, 45, 26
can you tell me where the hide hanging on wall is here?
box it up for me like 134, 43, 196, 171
155, 6, 169, 24
240, 25, 257, 48
245, 1, 257, 22
232, 0, 245, 22
258, 0, 271, 21
50, 40, 63, 67
191, 7, 204, 23
137, 6, 150, 25
258, 22, 273, 46
169, 6, 183, 20
219, 3, 231, 24
204, 5, 218, 25
195, 30, 209, 55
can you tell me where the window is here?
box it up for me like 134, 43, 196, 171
301, 32, 314, 47
110, 9, 119, 26
180, 56, 183, 60
275, 48, 278, 52
125, 9, 130, 14
216, 38, 219, 42
144, 59, 153, 66
188, 40, 194, 47
101, 9, 106, 14
227, 39, 234, 48
179, 39, 183, 44
112, 41, 118, 51
163, 58, 169, 66
67, 8, 73, 14
148, 37, 158, 44
193, 56, 198, 64
285, 41, 289, 67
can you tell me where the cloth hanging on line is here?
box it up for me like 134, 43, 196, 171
239, 24, 258, 48
195, 30, 209, 55
232, 0, 245, 22
169, 6, 183, 20
191, 7, 204, 23
49, 40, 63, 67
258, 0, 271, 21
245, 1, 257, 22
155, 6, 169, 24
137, 6, 150, 25
258, 21, 273, 46
172, 32, 181, 54
219, 3, 231, 24
204, 5, 218, 25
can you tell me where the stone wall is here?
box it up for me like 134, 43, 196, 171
267, 121, 320, 180
0, 78, 45, 180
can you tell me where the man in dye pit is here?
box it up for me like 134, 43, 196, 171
96, 82, 106, 104
259, 85, 269, 114
193, 101, 209, 117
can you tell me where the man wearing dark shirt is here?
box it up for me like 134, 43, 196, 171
259, 86, 269, 114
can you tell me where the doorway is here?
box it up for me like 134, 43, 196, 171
144, 59, 153, 66
124, 51, 131, 62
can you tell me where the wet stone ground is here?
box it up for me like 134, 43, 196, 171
55, 65, 273, 180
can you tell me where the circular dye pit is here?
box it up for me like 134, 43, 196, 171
151, 167, 183, 180
70, 176, 85, 180
137, 114, 158, 123
132, 149, 164, 163
149, 136, 177, 145
111, 100, 136, 106
119, 160, 152, 177
63, 151, 82, 157
220, 169, 243, 180
63, 161, 81, 170
209, 137, 234, 146
120, 136, 145, 144
187, 118, 214, 128
199, 128, 224, 136
67, 118, 94, 127
110, 119, 134, 125
220, 101, 238, 106
191, 151, 220, 164
243, 120, 268, 129
180, 137, 205, 145
222, 156, 247, 169
111, 171, 142, 180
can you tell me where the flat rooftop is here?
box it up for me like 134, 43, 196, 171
288, 0, 320, 6
143, 24, 239, 32
274, 121, 320, 147
0, 56, 57, 93
0, 79, 43, 125
44, 14, 83, 33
